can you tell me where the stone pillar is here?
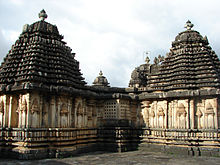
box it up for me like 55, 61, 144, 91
18, 95, 22, 128
190, 99, 195, 129
50, 96, 56, 127
155, 101, 158, 128
116, 99, 120, 119
39, 95, 43, 127
57, 100, 61, 128
71, 98, 75, 127
8, 96, 13, 128
165, 100, 168, 129
173, 100, 178, 129
26, 94, 30, 128
214, 98, 218, 129
0, 98, 3, 127
141, 101, 150, 127
68, 99, 72, 127
187, 99, 190, 129
96, 100, 104, 127
130, 101, 138, 126
84, 107, 87, 128
89, 99, 97, 128
86, 100, 92, 128
3, 95, 8, 128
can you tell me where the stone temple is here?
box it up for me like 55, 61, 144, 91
0, 10, 220, 159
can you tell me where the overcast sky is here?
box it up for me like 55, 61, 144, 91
1, 0, 220, 87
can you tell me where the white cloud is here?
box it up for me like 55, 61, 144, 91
0, 29, 10, 62
8, 0, 24, 6
2, 30, 20, 43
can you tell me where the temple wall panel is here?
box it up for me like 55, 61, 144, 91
141, 97, 219, 130
133, 102, 142, 127
17, 94, 29, 128
75, 97, 86, 128
146, 100, 168, 128
96, 101, 104, 127
41, 96, 49, 128
194, 97, 218, 129
8, 95, 18, 128
57, 96, 72, 128
29, 92, 41, 128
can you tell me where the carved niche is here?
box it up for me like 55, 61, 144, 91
60, 103, 68, 115
205, 102, 215, 129
205, 102, 214, 116
17, 99, 27, 113
157, 107, 165, 116
196, 109, 203, 129
176, 103, 187, 117
30, 98, 40, 114
76, 103, 83, 116
176, 103, 187, 129
157, 106, 165, 128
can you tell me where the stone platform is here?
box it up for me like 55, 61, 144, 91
1, 150, 220, 165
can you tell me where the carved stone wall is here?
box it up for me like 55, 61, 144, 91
141, 97, 219, 130
0, 92, 102, 129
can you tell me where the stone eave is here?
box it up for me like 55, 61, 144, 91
138, 88, 220, 100
0, 83, 135, 100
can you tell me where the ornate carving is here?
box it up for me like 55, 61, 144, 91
38, 9, 48, 21
184, 20, 194, 30
196, 109, 203, 117
17, 99, 27, 113
157, 107, 165, 116
205, 102, 214, 115
60, 104, 68, 115
30, 98, 39, 113
177, 103, 186, 117
76, 104, 83, 116
145, 56, 150, 64
150, 110, 155, 117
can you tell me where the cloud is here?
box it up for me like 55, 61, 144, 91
0, 29, 10, 62
1, 0, 220, 87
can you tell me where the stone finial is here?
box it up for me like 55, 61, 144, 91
158, 55, 164, 63
184, 20, 194, 30
154, 57, 159, 65
38, 9, 48, 21
145, 56, 150, 64
99, 70, 103, 76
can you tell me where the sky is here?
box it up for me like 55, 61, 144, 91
1, 0, 220, 87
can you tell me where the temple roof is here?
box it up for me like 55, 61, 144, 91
0, 10, 86, 92
93, 71, 110, 87
148, 21, 220, 91
129, 56, 163, 88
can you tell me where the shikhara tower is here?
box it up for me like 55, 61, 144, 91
0, 11, 220, 159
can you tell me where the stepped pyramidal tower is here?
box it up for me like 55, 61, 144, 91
0, 9, 86, 94
148, 20, 220, 91
0, 11, 220, 159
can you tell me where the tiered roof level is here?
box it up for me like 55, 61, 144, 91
148, 20, 220, 91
